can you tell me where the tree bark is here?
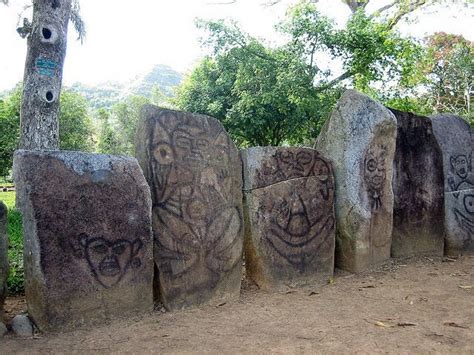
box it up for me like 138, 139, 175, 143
19, 0, 72, 150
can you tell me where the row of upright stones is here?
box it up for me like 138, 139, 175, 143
7, 89, 472, 333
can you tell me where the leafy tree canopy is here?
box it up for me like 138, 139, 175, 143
175, 0, 427, 146
0, 86, 95, 178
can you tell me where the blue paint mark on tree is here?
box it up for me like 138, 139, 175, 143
35, 58, 57, 77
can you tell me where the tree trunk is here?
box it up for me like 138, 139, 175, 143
19, 0, 72, 150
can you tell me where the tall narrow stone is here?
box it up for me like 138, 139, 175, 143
242, 147, 335, 290
390, 109, 445, 257
136, 106, 244, 310
431, 114, 474, 255
0, 201, 8, 320
315, 90, 397, 272
14, 151, 153, 332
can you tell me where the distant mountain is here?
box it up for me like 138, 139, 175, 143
68, 64, 182, 110
124, 64, 182, 97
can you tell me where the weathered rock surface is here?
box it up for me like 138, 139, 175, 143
0, 321, 7, 337
314, 90, 397, 272
431, 114, 474, 255
242, 147, 335, 290
11, 314, 33, 337
13, 150, 153, 332
136, 106, 243, 310
390, 109, 445, 257
0, 201, 8, 319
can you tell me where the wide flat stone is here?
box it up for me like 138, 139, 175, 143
431, 114, 474, 255
14, 150, 153, 332
136, 106, 244, 310
390, 109, 444, 258
0, 201, 7, 319
315, 90, 397, 272
242, 147, 335, 290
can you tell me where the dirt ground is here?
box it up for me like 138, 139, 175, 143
1, 255, 473, 354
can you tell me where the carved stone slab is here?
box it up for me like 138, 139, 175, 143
390, 109, 445, 257
315, 90, 397, 272
431, 114, 474, 255
242, 147, 335, 289
13, 150, 153, 332
0, 201, 8, 319
136, 106, 243, 310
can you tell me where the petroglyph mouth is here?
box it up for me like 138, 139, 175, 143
99, 260, 121, 277
270, 215, 333, 248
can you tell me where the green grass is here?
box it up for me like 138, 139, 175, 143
0, 191, 24, 295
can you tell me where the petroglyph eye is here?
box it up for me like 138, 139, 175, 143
366, 159, 377, 172
92, 242, 107, 254
279, 151, 293, 164
112, 242, 127, 255
176, 135, 192, 149
196, 138, 210, 150
153, 143, 174, 165
464, 194, 474, 215
296, 151, 312, 165
313, 159, 330, 181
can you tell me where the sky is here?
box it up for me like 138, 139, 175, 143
0, 0, 473, 91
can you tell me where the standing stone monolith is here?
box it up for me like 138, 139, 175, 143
241, 147, 335, 290
13, 150, 153, 332
136, 106, 244, 310
315, 90, 397, 273
0, 201, 8, 321
431, 114, 474, 255
390, 109, 445, 257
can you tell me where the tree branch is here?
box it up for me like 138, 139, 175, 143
343, 0, 369, 13
386, 0, 427, 29
369, 1, 397, 18
315, 70, 353, 92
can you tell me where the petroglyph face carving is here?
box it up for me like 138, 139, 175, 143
274, 192, 311, 238
264, 177, 334, 271
364, 144, 387, 211
451, 154, 471, 180
275, 150, 314, 180
149, 112, 242, 298
79, 234, 143, 288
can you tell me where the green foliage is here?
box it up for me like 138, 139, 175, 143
6, 209, 23, 295
59, 89, 95, 151
280, 1, 424, 92
0, 191, 24, 295
96, 108, 121, 155
176, 20, 328, 146
424, 33, 473, 125
0, 85, 21, 179
0, 86, 96, 177
176, 1, 427, 145
111, 95, 151, 155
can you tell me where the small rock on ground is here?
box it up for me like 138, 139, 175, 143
11, 314, 33, 337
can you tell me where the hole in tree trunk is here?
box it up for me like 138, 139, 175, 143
42, 27, 52, 40
45, 91, 54, 102
51, 0, 60, 9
